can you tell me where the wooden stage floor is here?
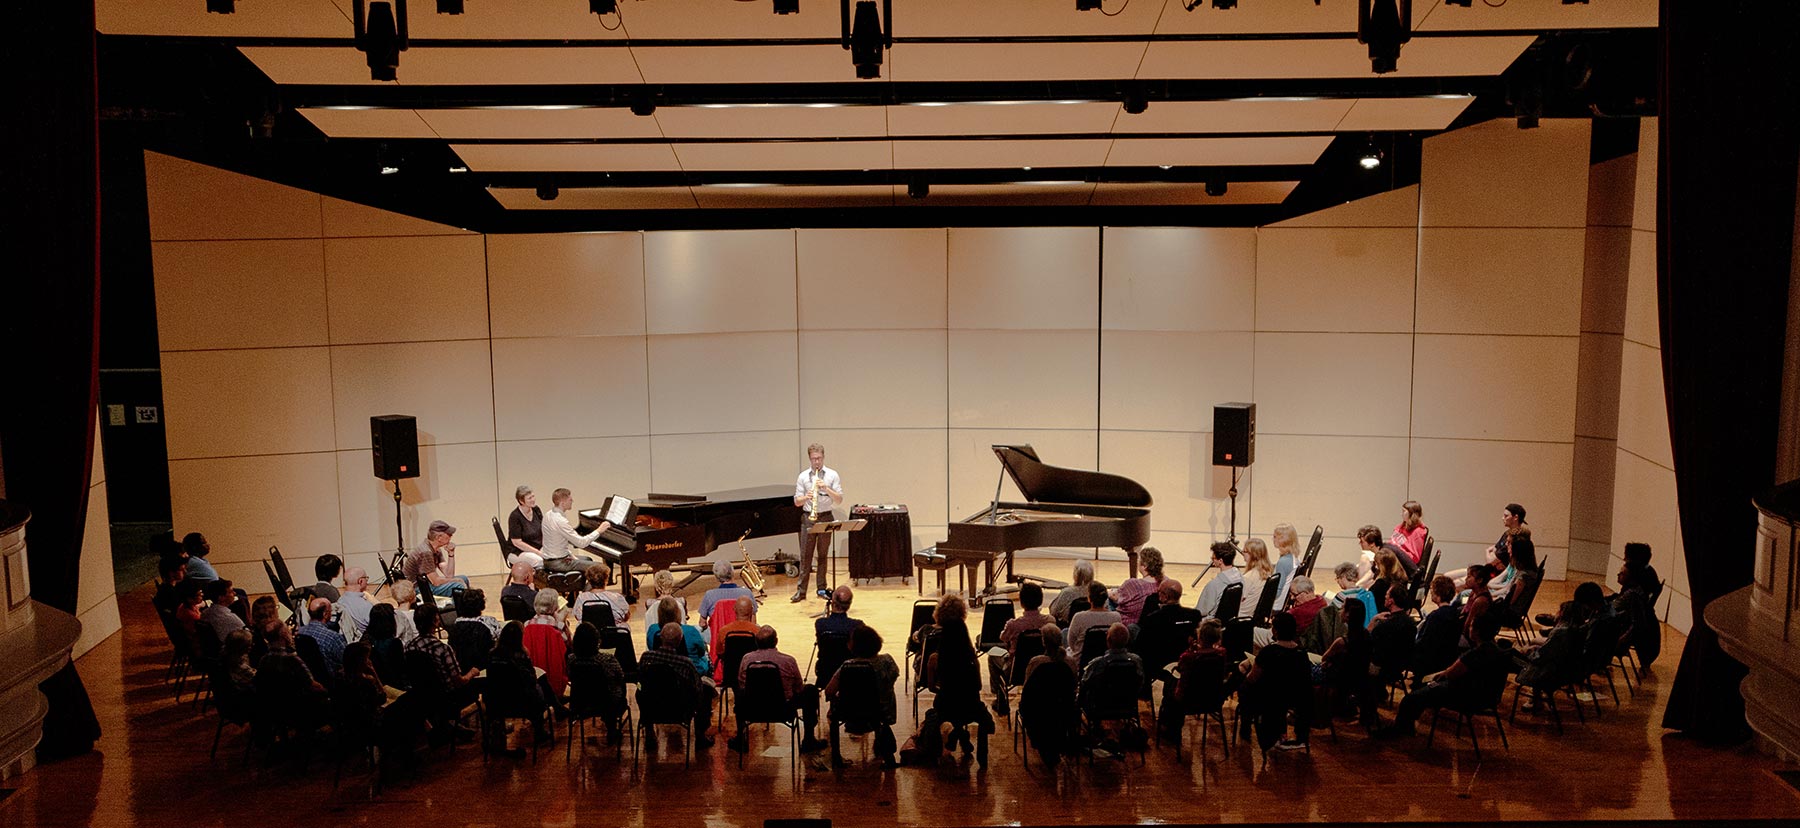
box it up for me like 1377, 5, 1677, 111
4, 561, 1797, 828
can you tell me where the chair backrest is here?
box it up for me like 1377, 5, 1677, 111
262, 560, 285, 600
1215, 581, 1244, 621
1250, 574, 1282, 625
1092, 658, 1142, 719
501, 594, 533, 623
567, 657, 623, 717
192, 619, 223, 663
581, 599, 608, 627
908, 601, 936, 639
483, 656, 536, 713
1008, 629, 1047, 685
1509, 555, 1547, 616
1181, 652, 1231, 715
736, 662, 794, 724
448, 619, 494, 671
914, 626, 942, 689
294, 633, 330, 681
269, 546, 294, 593
815, 629, 852, 684
1079, 625, 1109, 671
1154, 618, 1197, 669
491, 516, 509, 549
402, 648, 444, 701
1415, 547, 1442, 603
1066, 597, 1091, 620
637, 658, 697, 725
720, 632, 758, 691
1297, 525, 1324, 577
829, 660, 883, 725
598, 625, 639, 681
977, 600, 1016, 650
522, 623, 570, 695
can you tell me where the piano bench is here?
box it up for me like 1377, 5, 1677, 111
912, 549, 967, 598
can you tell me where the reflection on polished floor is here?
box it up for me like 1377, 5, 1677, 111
4, 562, 1797, 828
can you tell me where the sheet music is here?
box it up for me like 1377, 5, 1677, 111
602, 495, 633, 526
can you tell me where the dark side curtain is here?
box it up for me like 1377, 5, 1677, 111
1656, 2, 1800, 742
0, 0, 103, 755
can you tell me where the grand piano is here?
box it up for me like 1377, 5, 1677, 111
934, 445, 1153, 595
576, 485, 800, 592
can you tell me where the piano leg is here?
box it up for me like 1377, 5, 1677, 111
1128, 546, 1140, 579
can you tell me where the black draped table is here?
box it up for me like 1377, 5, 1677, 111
848, 504, 911, 582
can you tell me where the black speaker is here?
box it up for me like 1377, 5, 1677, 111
370, 414, 419, 480
1212, 402, 1255, 467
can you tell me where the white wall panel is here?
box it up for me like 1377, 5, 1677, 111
948, 228, 1098, 330
1099, 430, 1249, 561
1580, 225, 1632, 336
1253, 227, 1417, 332
1271, 185, 1419, 229
1248, 433, 1409, 551
487, 233, 647, 338
1416, 228, 1584, 336
1610, 448, 1680, 576
1634, 119, 1658, 233
321, 196, 473, 238
1099, 331, 1253, 433
948, 428, 1097, 526
1569, 434, 1617, 544
336, 442, 501, 575
169, 452, 342, 568
650, 431, 801, 495
145, 151, 322, 241
797, 229, 948, 331
491, 336, 649, 440
162, 347, 336, 460
948, 330, 1098, 429
800, 429, 949, 528
1253, 333, 1413, 437
1410, 335, 1578, 442
1408, 437, 1574, 553
76, 421, 121, 657
153, 240, 329, 351
494, 436, 654, 526
1623, 229, 1660, 348
329, 340, 496, 448
1615, 340, 1673, 469
647, 332, 799, 434
1101, 227, 1256, 332
1419, 118, 1591, 229
1575, 333, 1624, 440
644, 230, 797, 335
325, 235, 490, 344
799, 331, 947, 429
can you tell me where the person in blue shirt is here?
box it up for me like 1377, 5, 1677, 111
698, 560, 757, 629
1329, 561, 1376, 629
647, 596, 711, 676
181, 532, 219, 582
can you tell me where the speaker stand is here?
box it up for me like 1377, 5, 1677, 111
1226, 465, 1242, 545
381, 479, 407, 591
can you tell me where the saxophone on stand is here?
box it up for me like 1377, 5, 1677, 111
735, 528, 765, 596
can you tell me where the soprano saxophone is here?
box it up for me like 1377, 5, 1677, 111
807, 473, 821, 522
735, 527, 765, 596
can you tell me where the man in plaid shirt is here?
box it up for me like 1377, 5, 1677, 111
639, 624, 717, 748
407, 602, 480, 743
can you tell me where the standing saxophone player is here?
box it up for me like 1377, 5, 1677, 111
791, 442, 844, 603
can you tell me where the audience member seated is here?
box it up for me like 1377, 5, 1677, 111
1257, 575, 1325, 649
364, 604, 409, 691
1238, 539, 1275, 617
640, 569, 688, 622
1136, 580, 1201, 716
295, 596, 347, 682
1367, 588, 1418, 720
1623, 541, 1661, 602
646, 596, 712, 677
487, 621, 553, 753
181, 532, 219, 583
1376, 612, 1510, 739
1330, 561, 1377, 629
1237, 611, 1313, 753
638, 624, 717, 749
1164, 618, 1231, 739
816, 585, 861, 639
153, 557, 186, 615
1270, 523, 1302, 610
1514, 600, 1590, 710
337, 567, 375, 642
1367, 547, 1411, 609
734, 625, 827, 753
1390, 500, 1430, 566
1358, 523, 1417, 587
699, 561, 757, 630
1319, 600, 1373, 721
824, 624, 901, 767
404, 520, 470, 598
310, 554, 343, 602
1459, 564, 1496, 646
501, 562, 539, 608
1067, 582, 1121, 663
199, 578, 246, 645
574, 564, 630, 627
221, 628, 257, 698
987, 582, 1051, 718
1196, 542, 1245, 620
254, 621, 328, 729
1018, 627, 1079, 768
923, 599, 993, 765
1049, 560, 1096, 626
1077, 623, 1145, 741
405, 603, 480, 745
1024, 624, 1077, 686
389, 580, 421, 644
175, 580, 204, 642
566, 622, 627, 744
1614, 558, 1662, 669
527, 588, 571, 642
449, 590, 498, 672
713, 596, 760, 683
1110, 546, 1167, 626
247, 595, 279, 666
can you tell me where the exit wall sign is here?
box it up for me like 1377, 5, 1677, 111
134, 406, 159, 424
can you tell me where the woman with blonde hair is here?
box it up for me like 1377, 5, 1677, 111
1238, 538, 1275, 615
639, 569, 687, 621
1050, 559, 1096, 625
1270, 523, 1300, 610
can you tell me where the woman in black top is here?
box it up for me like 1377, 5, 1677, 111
507, 484, 545, 564
364, 604, 408, 691
1241, 611, 1313, 752
929, 613, 993, 762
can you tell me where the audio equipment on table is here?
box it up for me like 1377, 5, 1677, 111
735, 527, 765, 596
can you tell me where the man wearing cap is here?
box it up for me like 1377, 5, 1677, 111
406, 519, 470, 598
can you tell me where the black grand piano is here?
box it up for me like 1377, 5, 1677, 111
934, 445, 1153, 595
577, 485, 800, 592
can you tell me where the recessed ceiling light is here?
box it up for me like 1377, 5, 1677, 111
1159, 165, 1173, 170
448, 166, 468, 173
380, 165, 400, 175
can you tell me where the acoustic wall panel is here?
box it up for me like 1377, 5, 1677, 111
650, 430, 802, 496
321, 196, 474, 238
491, 336, 650, 440
647, 332, 800, 434
797, 229, 949, 331
800, 428, 950, 529
1408, 436, 1574, 553
948, 428, 1096, 527
948, 330, 1099, 429
1410, 334, 1578, 443
1100, 227, 1256, 333
1253, 227, 1417, 333
335, 441, 502, 575
152, 239, 329, 351
1575, 333, 1624, 440
1252, 333, 1413, 437
1580, 225, 1633, 336
1616, 340, 1674, 470
1419, 118, 1591, 229
324, 235, 490, 344
168, 451, 343, 577
1269, 185, 1419, 229
1099, 429, 1251, 562
1416, 227, 1584, 336
1099, 331, 1254, 433
76, 418, 121, 657
1249, 433, 1410, 549
494, 436, 654, 529
144, 151, 323, 241
329, 340, 497, 449
487, 232, 648, 339
644, 230, 798, 335
161, 347, 337, 460
948, 228, 1099, 330
798, 330, 947, 430
1623, 229, 1660, 348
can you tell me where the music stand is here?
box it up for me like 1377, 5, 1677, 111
807, 518, 867, 596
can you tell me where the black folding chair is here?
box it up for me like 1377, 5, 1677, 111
737, 662, 801, 771
567, 657, 633, 762
269, 546, 295, 595
903, 599, 935, 692
977, 599, 1016, 651
1083, 658, 1148, 764
635, 660, 695, 769
1214, 581, 1244, 621
501, 594, 533, 623
811, 629, 852, 685
826, 660, 884, 767
1250, 575, 1281, 626
717, 631, 759, 724
1297, 526, 1324, 577
1078, 625, 1109, 673
598, 625, 640, 684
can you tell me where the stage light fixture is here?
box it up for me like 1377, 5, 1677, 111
436, 0, 463, 13
1122, 90, 1148, 115
590, 0, 617, 15
536, 185, 560, 201
775, 0, 800, 13
353, 0, 410, 82
1205, 179, 1228, 197
1076, 0, 1102, 10
630, 89, 657, 117
1212, 0, 1239, 9
206, 0, 235, 13
907, 180, 928, 199
1356, 0, 1412, 75
841, 0, 892, 80
1359, 143, 1383, 170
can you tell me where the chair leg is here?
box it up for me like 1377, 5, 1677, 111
1467, 714, 1481, 761
1493, 710, 1509, 750
1603, 667, 1620, 706
211, 717, 226, 760
1426, 709, 1439, 749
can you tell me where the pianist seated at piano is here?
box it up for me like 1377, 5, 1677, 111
541, 487, 610, 575
506, 485, 545, 569
1195, 542, 1245, 620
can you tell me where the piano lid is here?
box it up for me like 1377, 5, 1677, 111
993, 444, 1152, 508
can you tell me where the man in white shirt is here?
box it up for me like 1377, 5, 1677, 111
541, 487, 611, 576
791, 442, 843, 603
1195, 541, 1246, 620
337, 566, 375, 643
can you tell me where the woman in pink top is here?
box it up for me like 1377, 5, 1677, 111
1390, 500, 1429, 565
